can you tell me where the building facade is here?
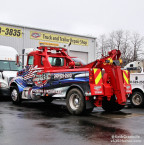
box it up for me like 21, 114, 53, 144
0, 22, 96, 63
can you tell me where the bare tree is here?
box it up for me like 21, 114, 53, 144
107, 32, 116, 50
131, 33, 144, 61
97, 30, 144, 65
121, 31, 133, 64
97, 34, 109, 57
121, 31, 129, 57
114, 30, 124, 50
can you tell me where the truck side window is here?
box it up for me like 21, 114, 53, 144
48, 57, 64, 66
41, 56, 44, 66
28, 56, 34, 65
130, 64, 133, 67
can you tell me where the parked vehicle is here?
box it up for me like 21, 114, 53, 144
10, 46, 131, 115
124, 61, 144, 107
0, 45, 21, 96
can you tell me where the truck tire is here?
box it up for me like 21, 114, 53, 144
102, 96, 125, 112
10, 86, 21, 105
130, 91, 144, 107
66, 88, 85, 115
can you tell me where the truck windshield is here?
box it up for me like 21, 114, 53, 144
0, 60, 22, 71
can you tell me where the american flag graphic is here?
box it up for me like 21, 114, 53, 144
23, 65, 37, 80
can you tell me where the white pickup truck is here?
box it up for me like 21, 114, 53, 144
0, 45, 21, 96
124, 61, 144, 107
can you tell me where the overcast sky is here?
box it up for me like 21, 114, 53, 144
0, 0, 144, 37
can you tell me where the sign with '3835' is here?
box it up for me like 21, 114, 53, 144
0, 26, 22, 38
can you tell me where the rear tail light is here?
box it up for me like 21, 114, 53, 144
89, 69, 94, 83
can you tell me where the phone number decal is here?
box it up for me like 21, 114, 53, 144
0, 26, 22, 38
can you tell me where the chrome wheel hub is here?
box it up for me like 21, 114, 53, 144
132, 94, 142, 105
11, 89, 18, 101
69, 94, 80, 110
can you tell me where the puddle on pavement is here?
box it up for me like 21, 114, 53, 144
1, 101, 144, 144
94, 111, 144, 119
58, 119, 131, 143
36, 122, 56, 128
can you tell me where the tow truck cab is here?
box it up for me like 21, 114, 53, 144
27, 48, 72, 68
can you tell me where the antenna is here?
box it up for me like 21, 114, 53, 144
67, 42, 71, 55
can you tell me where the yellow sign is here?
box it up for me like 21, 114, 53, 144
39, 42, 59, 47
0, 26, 22, 38
30, 31, 88, 46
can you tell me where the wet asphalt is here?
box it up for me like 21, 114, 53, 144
0, 97, 144, 145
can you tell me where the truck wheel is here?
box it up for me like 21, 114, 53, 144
102, 96, 125, 112
11, 86, 21, 105
42, 97, 53, 104
66, 88, 85, 115
130, 91, 144, 107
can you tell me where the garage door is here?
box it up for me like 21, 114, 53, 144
69, 50, 88, 64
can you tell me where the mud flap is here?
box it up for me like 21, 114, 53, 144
85, 97, 95, 109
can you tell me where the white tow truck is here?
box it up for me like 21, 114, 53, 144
0, 45, 21, 96
124, 61, 144, 107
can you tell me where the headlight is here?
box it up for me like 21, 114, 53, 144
0, 82, 8, 88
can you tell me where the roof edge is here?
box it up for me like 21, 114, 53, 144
0, 22, 97, 39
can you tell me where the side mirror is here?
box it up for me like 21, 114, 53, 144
16, 55, 20, 67
69, 61, 75, 68
0, 70, 3, 72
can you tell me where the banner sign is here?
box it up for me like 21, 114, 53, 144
39, 42, 59, 47
0, 26, 22, 38
30, 31, 88, 46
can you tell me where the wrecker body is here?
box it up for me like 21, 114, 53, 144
10, 46, 132, 115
